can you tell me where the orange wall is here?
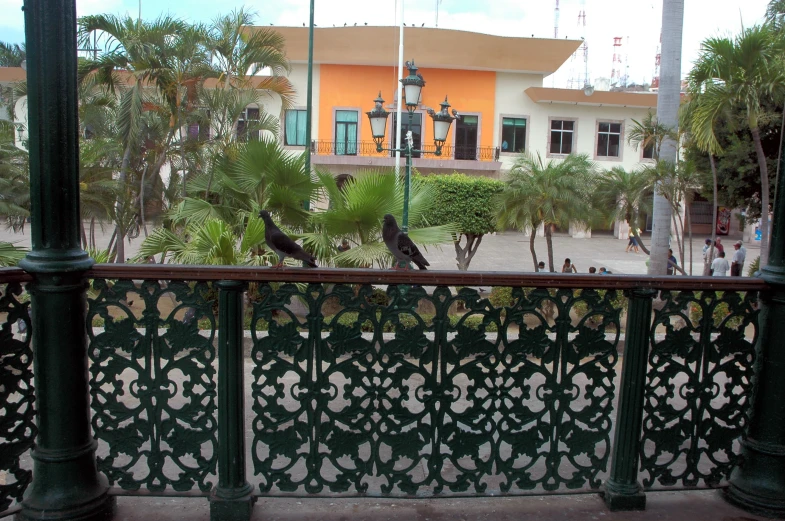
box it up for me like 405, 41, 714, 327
318, 64, 496, 148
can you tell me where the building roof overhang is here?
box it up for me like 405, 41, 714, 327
0, 67, 26, 83
525, 86, 658, 109
254, 26, 581, 75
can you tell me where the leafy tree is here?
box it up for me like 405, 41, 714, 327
495, 153, 596, 272
0, 120, 29, 231
419, 173, 503, 270
302, 170, 456, 269
687, 24, 785, 266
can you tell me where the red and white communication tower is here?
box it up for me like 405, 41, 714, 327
567, 0, 589, 89
652, 32, 662, 89
610, 36, 623, 87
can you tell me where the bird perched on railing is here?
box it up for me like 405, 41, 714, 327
259, 210, 318, 268
382, 214, 429, 270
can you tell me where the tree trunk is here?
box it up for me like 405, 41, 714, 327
529, 228, 539, 271
751, 126, 771, 267
705, 154, 719, 276
453, 233, 484, 271
545, 225, 555, 272
686, 200, 693, 275
649, 0, 684, 274
90, 217, 96, 250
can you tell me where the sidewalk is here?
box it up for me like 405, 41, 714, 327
0, 224, 759, 276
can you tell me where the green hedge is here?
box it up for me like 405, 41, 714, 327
419, 173, 503, 235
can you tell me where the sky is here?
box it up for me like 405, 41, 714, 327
0, 0, 772, 87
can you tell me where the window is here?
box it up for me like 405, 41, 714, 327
237, 107, 260, 142
284, 109, 307, 146
391, 113, 422, 158
550, 120, 574, 155
501, 117, 527, 153
334, 110, 358, 155
597, 121, 622, 157
642, 141, 655, 159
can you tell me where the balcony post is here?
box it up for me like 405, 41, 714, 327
210, 281, 255, 521
725, 131, 785, 517
603, 288, 656, 511
16, 0, 114, 519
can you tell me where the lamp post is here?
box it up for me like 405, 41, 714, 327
366, 60, 456, 234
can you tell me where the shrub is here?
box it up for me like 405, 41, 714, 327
489, 286, 514, 308
747, 256, 760, 277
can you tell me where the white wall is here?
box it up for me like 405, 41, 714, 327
494, 72, 653, 173
263, 63, 320, 144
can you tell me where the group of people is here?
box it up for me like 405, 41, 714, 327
703, 238, 746, 276
534, 259, 613, 275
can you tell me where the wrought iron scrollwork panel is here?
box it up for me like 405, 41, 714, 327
250, 284, 620, 495
87, 279, 218, 493
0, 282, 35, 513
641, 290, 758, 488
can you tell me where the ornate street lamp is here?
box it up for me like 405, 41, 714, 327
366, 60, 456, 236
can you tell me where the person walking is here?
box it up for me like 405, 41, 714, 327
561, 258, 577, 273
625, 227, 641, 253
712, 251, 730, 277
667, 249, 678, 275
731, 240, 746, 276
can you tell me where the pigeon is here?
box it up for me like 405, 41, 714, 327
382, 214, 429, 270
259, 210, 318, 268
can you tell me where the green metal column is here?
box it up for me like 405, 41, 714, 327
603, 288, 656, 511
210, 281, 255, 521
303, 0, 314, 212
725, 133, 785, 517
401, 110, 413, 234
17, 0, 114, 520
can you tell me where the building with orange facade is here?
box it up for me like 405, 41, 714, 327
259, 25, 661, 187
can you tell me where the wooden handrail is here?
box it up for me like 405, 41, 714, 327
1, 265, 767, 291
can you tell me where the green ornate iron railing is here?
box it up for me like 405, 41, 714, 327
0, 274, 35, 516
640, 289, 759, 488
0, 266, 765, 517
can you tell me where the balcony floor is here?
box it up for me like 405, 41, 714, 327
113, 490, 774, 521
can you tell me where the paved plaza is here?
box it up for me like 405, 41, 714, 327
0, 223, 757, 276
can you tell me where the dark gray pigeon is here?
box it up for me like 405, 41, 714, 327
382, 214, 429, 270
259, 210, 317, 268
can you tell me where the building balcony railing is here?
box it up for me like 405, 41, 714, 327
0, 265, 764, 517
311, 140, 501, 162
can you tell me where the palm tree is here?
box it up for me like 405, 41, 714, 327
649, 0, 685, 275
78, 14, 189, 263
302, 170, 456, 269
139, 214, 272, 266
176, 139, 317, 233
208, 9, 293, 97
627, 111, 677, 160
495, 152, 596, 272
0, 42, 25, 67
688, 24, 785, 267
0, 120, 29, 232
0, 241, 27, 267
594, 166, 653, 254
680, 98, 722, 275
